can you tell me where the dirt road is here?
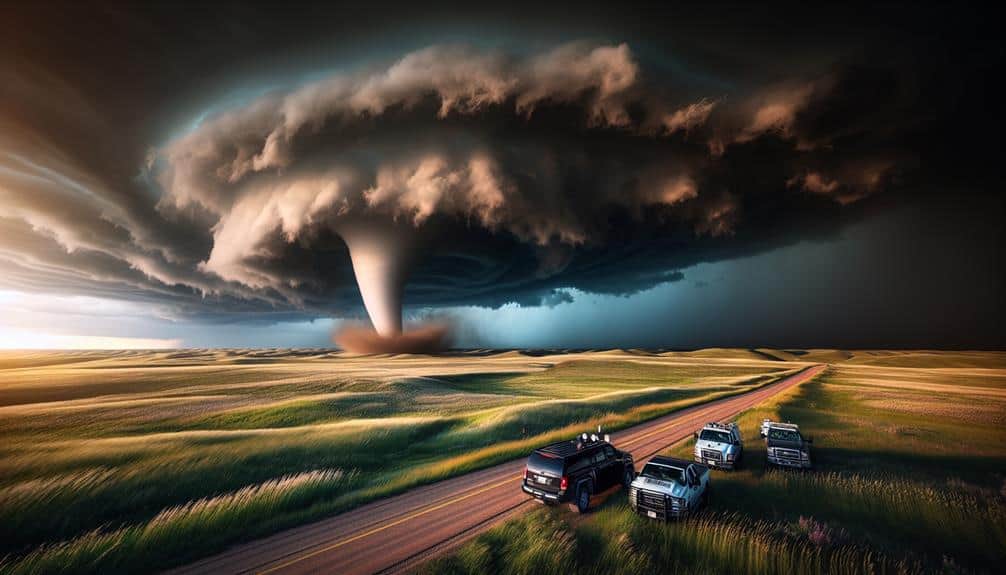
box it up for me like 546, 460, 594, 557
169, 364, 825, 575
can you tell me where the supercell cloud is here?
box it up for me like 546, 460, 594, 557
148, 41, 908, 339
2, 2, 998, 349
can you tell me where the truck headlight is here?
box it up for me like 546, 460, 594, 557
629, 487, 637, 507
726, 452, 735, 461
801, 451, 810, 460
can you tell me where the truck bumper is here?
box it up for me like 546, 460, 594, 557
631, 488, 686, 521
522, 483, 563, 503
695, 456, 736, 470
767, 456, 811, 469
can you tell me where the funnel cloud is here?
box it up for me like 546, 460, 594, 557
337, 219, 419, 336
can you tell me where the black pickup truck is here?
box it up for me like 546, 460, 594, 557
522, 432, 635, 513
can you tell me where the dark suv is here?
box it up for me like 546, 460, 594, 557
522, 432, 634, 513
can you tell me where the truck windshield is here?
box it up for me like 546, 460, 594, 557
768, 428, 802, 442
699, 429, 732, 443
640, 463, 684, 484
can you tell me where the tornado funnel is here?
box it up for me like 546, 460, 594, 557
336, 218, 416, 337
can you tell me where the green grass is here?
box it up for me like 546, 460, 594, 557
0, 349, 796, 574
4, 469, 358, 574
424, 356, 1006, 574
421, 502, 922, 575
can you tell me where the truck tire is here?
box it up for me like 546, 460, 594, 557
575, 483, 592, 514
622, 469, 634, 489
702, 485, 710, 508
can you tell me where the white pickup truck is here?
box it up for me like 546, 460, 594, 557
628, 456, 710, 520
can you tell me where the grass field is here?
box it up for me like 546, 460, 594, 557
0, 349, 800, 574
422, 351, 1006, 575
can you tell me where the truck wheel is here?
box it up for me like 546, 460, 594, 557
575, 484, 591, 513
622, 469, 634, 488
702, 486, 710, 508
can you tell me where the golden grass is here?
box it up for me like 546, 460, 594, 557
0, 469, 354, 575
861, 396, 1006, 425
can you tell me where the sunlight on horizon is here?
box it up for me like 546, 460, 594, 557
0, 328, 182, 350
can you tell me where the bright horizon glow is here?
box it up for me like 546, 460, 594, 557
0, 289, 340, 349
0, 328, 182, 350
0, 289, 183, 349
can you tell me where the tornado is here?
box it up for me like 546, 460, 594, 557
336, 219, 412, 337
333, 218, 451, 353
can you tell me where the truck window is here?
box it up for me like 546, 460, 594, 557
604, 445, 616, 458
592, 449, 608, 464
767, 428, 802, 442
639, 463, 684, 484
698, 429, 732, 443
567, 454, 589, 473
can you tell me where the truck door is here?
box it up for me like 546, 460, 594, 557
591, 447, 614, 490
589, 448, 606, 489
603, 445, 620, 488
566, 453, 588, 485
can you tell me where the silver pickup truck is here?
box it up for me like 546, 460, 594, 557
693, 422, 743, 469
628, 455, 710, 520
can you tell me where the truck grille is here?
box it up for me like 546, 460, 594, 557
701, 449, 722, 461
638, 490, 665, 508
774, 448, 802, 463
633, 489, 686, 520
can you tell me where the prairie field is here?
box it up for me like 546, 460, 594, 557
423, 351, 1006, 575
0, 348, 800, 574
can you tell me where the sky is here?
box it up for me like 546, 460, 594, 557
0, 1, 1002, 350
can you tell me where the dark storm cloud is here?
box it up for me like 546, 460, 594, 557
141, 41, 922, 312
0, 2, 1000, 335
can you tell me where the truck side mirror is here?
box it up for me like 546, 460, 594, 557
693, 432, 699, 440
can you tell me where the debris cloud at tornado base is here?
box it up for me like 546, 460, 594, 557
333, 322, 452, 354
